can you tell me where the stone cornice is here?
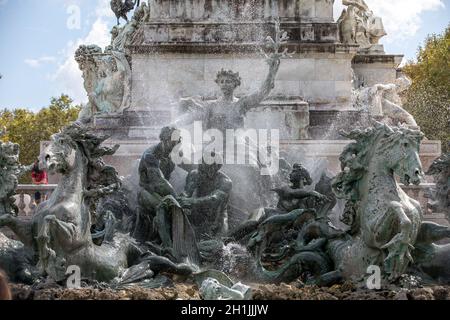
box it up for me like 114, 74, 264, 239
129, 21, 339, 44
127, 21, 361, 55
352, 54, 404, 66
128, 42, 358, 55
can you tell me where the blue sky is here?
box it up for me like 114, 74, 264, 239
0, 0, 449, 111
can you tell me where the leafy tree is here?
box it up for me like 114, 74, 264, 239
0, 94, 80, 183
402, 25, 450, 153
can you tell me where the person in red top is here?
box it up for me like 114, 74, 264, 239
31, 158, 48, 204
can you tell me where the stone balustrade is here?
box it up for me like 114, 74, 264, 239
14, 184, 58, 218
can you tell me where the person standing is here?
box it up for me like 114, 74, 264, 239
31, 158, 48, 205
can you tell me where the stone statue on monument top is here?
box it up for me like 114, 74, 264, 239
110, 0, 141, 25
338, 0, 387, 51
76, 2, 152, 120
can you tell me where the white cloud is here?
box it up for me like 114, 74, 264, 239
24, 56, 56, 68
334, 0, 445, 42
51, 0, 113, 104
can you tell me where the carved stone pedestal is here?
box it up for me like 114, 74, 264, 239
245, 100, 310, 140
93, 109, 172, 141
352, 54, 404, 87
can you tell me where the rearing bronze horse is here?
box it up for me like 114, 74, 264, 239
0, 123, 137, 281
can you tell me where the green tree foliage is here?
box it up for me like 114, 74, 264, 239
0, 94, 80, 183
403, 25, 450, 152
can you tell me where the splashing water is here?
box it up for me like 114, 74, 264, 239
220, 242, 252, 279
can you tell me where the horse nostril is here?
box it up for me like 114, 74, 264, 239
45, 155, 50, 161
415, 169, 421, 176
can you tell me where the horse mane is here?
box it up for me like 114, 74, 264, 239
58, 122, 108, 155
332, 122, 424, 201
332, 127, 379, 201
376, 126, 424, 156
57, 122, 121, 187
